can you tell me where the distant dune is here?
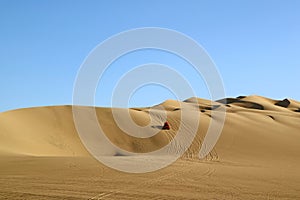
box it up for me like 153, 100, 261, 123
0, 95, 300, 199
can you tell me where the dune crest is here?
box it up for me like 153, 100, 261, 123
0, 95, 299, 163
1, 95, 300, 199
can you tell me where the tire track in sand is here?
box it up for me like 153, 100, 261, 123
88, 160, 217, 200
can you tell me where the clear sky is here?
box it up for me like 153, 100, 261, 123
1, 0, 300, 112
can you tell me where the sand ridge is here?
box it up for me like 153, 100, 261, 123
0, 95, 300, 199
0, 95, 300, 160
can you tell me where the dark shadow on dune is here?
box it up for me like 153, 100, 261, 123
114, 152, 126, 156
199, 105, 221, 111
205, 113, 212, 118
173, 108, 181, 111
151, 125, 163, 129
130, 108, 142, 111
275, 99, 290, 108
267, 115, 275, 120
216, 98, 240, 104
295, 108, 300, 112
216, 98, 264, 110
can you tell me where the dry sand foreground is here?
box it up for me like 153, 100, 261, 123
0, 95, 300, 199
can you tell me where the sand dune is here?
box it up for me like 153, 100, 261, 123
0, 95, 300, 199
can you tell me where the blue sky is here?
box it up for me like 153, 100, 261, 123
0, 0, 300, 112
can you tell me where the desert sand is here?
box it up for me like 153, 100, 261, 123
0, 95, 300, 199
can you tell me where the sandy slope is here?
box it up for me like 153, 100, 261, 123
0, 95, 300, 199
